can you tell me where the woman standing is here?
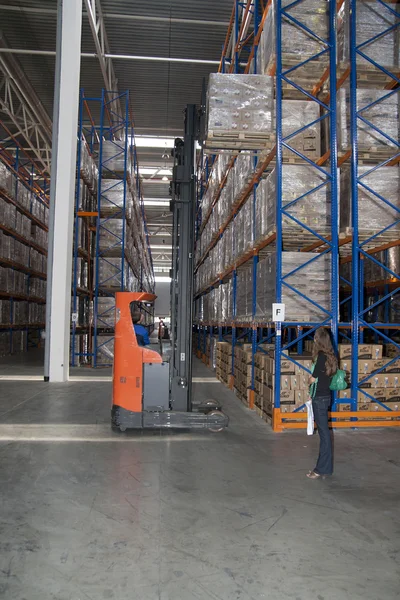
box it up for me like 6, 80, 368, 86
307, 328, 338, 479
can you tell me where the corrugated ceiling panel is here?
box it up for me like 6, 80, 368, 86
0, 0, 234, 155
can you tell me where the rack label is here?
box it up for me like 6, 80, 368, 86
272, 303, 285, 322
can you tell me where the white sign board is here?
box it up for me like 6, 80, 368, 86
272, 303, 285, 322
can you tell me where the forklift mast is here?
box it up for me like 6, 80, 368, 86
169, 105, 197, 412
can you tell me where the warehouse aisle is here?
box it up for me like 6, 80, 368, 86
0, 359, 399, 600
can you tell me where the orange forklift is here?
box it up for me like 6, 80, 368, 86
111, 105, 228, 432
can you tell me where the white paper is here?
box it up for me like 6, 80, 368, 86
306, 398, 314, 436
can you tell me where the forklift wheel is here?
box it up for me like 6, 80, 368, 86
208, 411, 225, 433
111, 424, 126, 433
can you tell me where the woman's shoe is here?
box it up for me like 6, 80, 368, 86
306, 470, 323, 480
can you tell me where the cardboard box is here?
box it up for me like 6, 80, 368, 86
280, 404, 307, 414
388, 375, 400, 388
357, 402, 371, 412
357, 373, 381, 388
337, 402, 352, 411
384, 358, 400, 373
386, 389, 400, 403
290, 375, 301, 390
262, 384, 272, 404
293, 390, 308, 405
338, 344, 383, 360
357, 388, 385, 403
357, 359, 388, 374
281, 359, 296, 375
290, 375, 309, 391
383, 401, 400, 411
340, 359, 351, 374
254, 366, 264, 383
338, 345, 352, 359
295, 359, 313, 374
338, 389, 352, 400
385, 344, 399, 358
280, 390, 295, 405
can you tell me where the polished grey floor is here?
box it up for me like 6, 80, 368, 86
0, 353, 399, 599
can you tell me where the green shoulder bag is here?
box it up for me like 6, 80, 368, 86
330, 368, 347, 391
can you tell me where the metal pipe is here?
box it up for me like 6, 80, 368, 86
0, 48, 223, 65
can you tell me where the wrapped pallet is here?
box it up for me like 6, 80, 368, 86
101, 140, 128, 174
338, 0, 400, 69
100, 180, 125, 214
257, 252, 331, 322
340, 166, 400, 237
98, 219, 124, 253
259, 0, 329, 74
265, 164, 332, 237
338, 87, 399, 153
236, 264, 253, 321
96, 298, 115, 328
206, 74, 274, 148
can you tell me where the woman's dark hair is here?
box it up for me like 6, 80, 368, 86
312, 328, 338, 377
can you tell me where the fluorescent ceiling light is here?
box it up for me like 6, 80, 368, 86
151, 245, 173, 249
143, 200, 170, 207
162, 175, 169, 181
142, 179, 171, 185
139, 167, 172, 176
155, 276, 172, 282
143, 198, 170, 203
134, 136, 175, 149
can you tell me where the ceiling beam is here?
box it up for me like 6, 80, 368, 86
0, 5, 229, 27
83, 0, 123, 122
0, 59, 51, 171
0, 33, 53, 172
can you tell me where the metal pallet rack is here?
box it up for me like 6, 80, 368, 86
0, 123, 49, 356
71, 89, 154, 368
345, 0, 400, 420
194, 0, 400, 430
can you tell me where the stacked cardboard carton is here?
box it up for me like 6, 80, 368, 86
337, 344, 400, 415
215, 341, 232, 385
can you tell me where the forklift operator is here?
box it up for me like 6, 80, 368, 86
131, 310, 150, 347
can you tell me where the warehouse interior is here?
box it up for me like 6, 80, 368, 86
0, 1, 400, 598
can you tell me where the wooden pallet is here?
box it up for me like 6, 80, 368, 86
205, 138, 321, 162
339, 147, 399, 165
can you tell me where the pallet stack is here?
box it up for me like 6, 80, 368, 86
337, 344, 400, 415
215, 341, 232, 385
233, 344, 252, 405
0, 159, 48, 357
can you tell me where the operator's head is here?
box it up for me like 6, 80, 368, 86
131, 311, 142, 324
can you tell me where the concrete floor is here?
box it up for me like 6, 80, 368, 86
0, 354, 399, 599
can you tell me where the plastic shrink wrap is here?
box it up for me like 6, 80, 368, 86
206, 74, 274, 143
338, 87, 399, 152
257, 252, 331, 322
338, 0, 400, 69
340, 166, 400, 235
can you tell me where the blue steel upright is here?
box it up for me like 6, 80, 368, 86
93, 90, 130, 367
349, 0, 400, 410
274, 0, 340, 418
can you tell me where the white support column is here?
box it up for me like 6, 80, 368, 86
44, 0, 82, 382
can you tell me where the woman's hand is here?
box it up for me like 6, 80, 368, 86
308, 375, 316, 385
